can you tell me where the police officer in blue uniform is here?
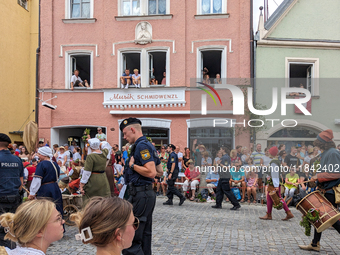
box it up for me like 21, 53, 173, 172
163, 144, 186, 206
120, 117, 162, 255
0, 133, 24, 248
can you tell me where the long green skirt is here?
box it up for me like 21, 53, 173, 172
83, 172, 111, 204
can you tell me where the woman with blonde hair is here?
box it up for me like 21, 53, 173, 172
0, 199, 64, 254
71, 196, 138, 255
230, 149, 241, 165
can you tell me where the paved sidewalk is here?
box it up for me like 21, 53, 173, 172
47, 197, 340, 255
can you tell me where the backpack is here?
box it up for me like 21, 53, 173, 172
231, 187, 241, 200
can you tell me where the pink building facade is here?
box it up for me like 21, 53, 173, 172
39, 0, 251, 153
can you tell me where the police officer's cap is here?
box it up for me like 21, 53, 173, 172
168, 144, 176, 150
120, 117, 142, 131
0, 133, 11, 144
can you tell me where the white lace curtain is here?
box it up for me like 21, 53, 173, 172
149, 0, 166, 15
123, 0, 141, 15
202, 0, 222, 14
71, 0, 91, 18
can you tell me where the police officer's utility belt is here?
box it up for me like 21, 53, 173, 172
134, 184, 153, 192
0, 194, 20, 203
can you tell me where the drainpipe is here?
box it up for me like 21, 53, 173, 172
35, 0, 41, 123
250, 0, 256, 145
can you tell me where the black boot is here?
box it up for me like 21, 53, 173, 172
163, 200, 173, 205
179, 197, 186, 206
230, 205, 241, 210
212, 205, 222, 209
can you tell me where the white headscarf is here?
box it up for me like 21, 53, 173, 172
38, 147, 53, 159
100, 141, 112, 160
88, 138, 100, 150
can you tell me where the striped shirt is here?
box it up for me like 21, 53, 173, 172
251, 151, 265, 166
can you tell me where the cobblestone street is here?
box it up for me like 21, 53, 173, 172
47, 196, 340, 255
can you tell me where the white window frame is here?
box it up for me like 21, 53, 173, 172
118, 0, 170, 16
197, 0, 227, 15
119, 0, 143, 16
118, 49, 142, 87
147, 48, 170, 87
65, 50, 94, 89
147, 0, 170, 15
65, 0, 94, 19
285, 57, 319, 96
118, 47, 170, 88
196, 46, 227, 82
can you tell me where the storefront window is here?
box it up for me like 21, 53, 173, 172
121, 127, 169, 150
267, 127, 319, 153
189, 127, 233, 158
270, 127, 319, 138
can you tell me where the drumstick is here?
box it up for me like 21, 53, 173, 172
21, 186, 30, 195
299, 179, 315, 185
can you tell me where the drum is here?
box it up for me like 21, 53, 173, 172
269, 190, 282, 208
296, 190, 340, 233
62, 195, 70, 208
73, 194, 83, 209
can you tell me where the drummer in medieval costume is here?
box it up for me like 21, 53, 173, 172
79, 138, 111, 204
299, 129, 340, 252
259, 146, 294, 221
28, 147, 63, 217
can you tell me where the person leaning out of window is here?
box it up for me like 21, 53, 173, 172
70, 69, 89, 90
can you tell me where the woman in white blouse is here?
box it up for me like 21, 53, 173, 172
54, 146, 67, 167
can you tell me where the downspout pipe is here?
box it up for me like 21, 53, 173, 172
35, 0, 41, 123
250, 0, 256, 144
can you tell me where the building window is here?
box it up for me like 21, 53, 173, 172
65, 51, 93, 89
119, 48, 169, 88
123, 52, 141, 72
149, 52, 167, 85
197, 47, 227, 83
285, 58, 319, 96
289, 63, 313, 94
122, 0, 141, 15
267, 126, 318, 154
65, 0, 93, 20
189, 127, 233, 157
121, 127, 169, 149
198, 0, 226, 15
71, 0, 91, 18
201, 50, 221, 83
18, 0, 28, 10
148, 0, 166, 15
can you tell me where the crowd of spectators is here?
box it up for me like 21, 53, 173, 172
8, 128, 340, 207
148, 140, 338, 206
